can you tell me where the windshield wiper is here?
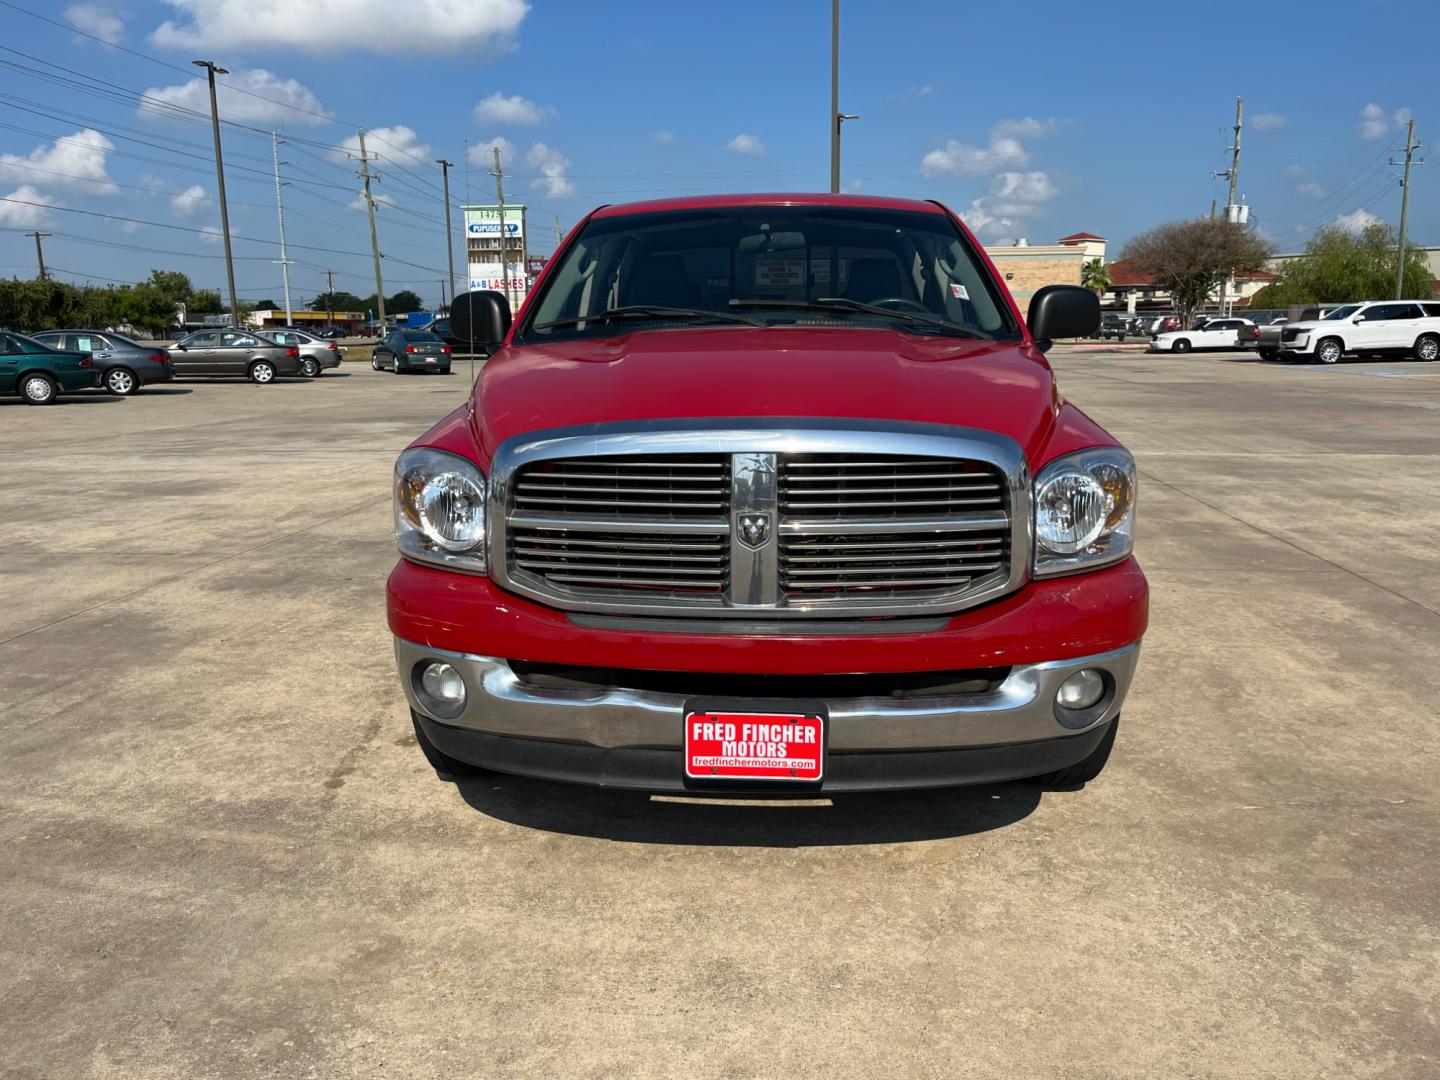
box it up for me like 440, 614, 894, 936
531, 305, 764, 331
728, 297, 990, 339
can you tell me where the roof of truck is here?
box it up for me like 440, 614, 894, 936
590, 193, 948, 218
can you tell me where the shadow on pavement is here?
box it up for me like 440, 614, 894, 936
135, 387, 195, 396
0, 394, 125, 406
455, 773, 1042, 846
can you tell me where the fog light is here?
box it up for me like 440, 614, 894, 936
418, 661, 466, 718
1056, 669, 1106, 711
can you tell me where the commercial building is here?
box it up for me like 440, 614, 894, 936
246, 309, 365, 333
984, 233, 1106, 316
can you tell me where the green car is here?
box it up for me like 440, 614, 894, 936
0, 330, 101, 404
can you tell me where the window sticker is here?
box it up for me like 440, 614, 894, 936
949, 283, 969, 300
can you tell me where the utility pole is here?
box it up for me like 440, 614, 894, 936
25, 231, 48, 279
437, 158, 456, 303
271, 133, 293, 324
827, 1, 858, 193
324, 270, 335, 327
1390, 117, 1424, 299
1226, 96, 1243, 216
193, 60, 239, 326
554, 214, 563, 251
491, 146, 509, 309
356, 130, 386, 332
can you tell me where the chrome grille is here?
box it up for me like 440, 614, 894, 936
778, 455, 1005, 518
780, 527, 1008, 600
514, 454, 730, 518
492, 424, 1026, 618
511, 526, 728, 595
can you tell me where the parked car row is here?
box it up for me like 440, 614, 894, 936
5, 325, 353, 405
1145, 301, 1440, 362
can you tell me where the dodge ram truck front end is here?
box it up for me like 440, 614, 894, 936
387, 194, 1147, 793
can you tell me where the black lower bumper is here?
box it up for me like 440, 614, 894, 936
415, 712, 1111, 794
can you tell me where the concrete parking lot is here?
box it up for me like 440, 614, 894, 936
3, 348, 1437, 1078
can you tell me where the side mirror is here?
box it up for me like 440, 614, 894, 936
449, 290, 512, 353
174, 342, 187, 350
1027, 285, 1100, 351
1352, 316, 1365, 323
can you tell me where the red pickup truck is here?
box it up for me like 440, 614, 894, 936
387, 194, 1146, 794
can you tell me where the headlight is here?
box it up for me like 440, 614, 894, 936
394, 447, 488, 573
1033, 446, 1136, 577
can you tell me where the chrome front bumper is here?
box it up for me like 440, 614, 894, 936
394, 639, 1140, 753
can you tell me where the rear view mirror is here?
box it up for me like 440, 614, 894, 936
449, 290, 512, 352
1027, 285, 1100, 350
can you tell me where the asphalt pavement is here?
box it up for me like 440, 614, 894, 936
2, 347, 1437, 1078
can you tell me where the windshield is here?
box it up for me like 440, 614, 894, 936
521, 205, 1018, 342
401, 331, 440, 342
1322, 306, 1359, 320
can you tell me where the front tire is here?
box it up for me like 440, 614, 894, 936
248, 360, 277, 384
1415, 334, 1439, 362
1316, 337, 1343, 365
1027, 717, 1119, 788
1258, 348, 1277, 361
300, 357, 320, 378
104, 367, 138, 395
1172, 338, 1191, 353
21, 373, 57, 404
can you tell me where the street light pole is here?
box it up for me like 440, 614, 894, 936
193, 60, 239, 326
828, 1, 857, 194
437, 158, 456, 307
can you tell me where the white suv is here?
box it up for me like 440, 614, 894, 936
1278, 301, 1440, 364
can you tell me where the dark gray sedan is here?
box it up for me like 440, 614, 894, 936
32, 330, 175, 396
169, 329, 302, 383
371, 329, 451, 374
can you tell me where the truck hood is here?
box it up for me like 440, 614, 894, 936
468, 327, 1062, 464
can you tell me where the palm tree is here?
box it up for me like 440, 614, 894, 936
1082, 258, 1112, 295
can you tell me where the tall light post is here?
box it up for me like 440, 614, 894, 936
437, 158, 456, 307
828, 1, 857, 193
192, 60, 239, 326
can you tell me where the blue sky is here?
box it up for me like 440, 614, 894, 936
0, 0, 1434, 310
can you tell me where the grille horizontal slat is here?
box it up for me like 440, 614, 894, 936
778, 453, 1005, 521
514, 454, 730, 520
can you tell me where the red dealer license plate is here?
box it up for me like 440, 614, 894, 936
684, 705, 825, 784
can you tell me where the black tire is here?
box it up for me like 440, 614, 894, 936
411, 713, 482, 782
1415, 334, 1439, 363
1026, 717, 1119, 788
1172, 338, 1191, 353
371, 355, 382, 371
1258, 348, 1277, 361
248, 359, 277, 384
300, 357, 320, 378
20, 372, 57, 404
392, 362, 404, 375
1316, 337, 1343, 365
104, 367, 139, 395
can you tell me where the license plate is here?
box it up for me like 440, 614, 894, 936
425, 356, 437, 363
684, 704, 825, 783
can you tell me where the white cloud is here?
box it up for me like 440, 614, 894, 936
1283, 165, 1325, 200
198, 225, 235, 244
151, 0, 528, 54
653, 130, 676, 145
347, 192, 397, 211
843, 179, 864, 193
330, 126, 430, 165
959, 171, 1058, 237
526, 142, 574, 197
1251, 112, 1286, 131
726, 133, 765, 156
912, 85, 936, 97
473, 92, 550, 126
467, 136, 518, 167
0, 129, 116, 193
1358, 103, 1409, 141
0, 185, 57, 226
170, 184, 208, 217
64, 3, 123, 43
141, 69, 331, 126
1333, 207, 1382, 234
919, 118, 1054, 178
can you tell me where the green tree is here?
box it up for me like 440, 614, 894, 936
1081, 258, 1112, 295
250, 299, 280, 311
387, 289, 424, 313
188, 289, 223, 314
145, 270, 194, 308
310, 290, 366, 312
1250, 222, 1435, 307
1120, 218, 1271, 327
